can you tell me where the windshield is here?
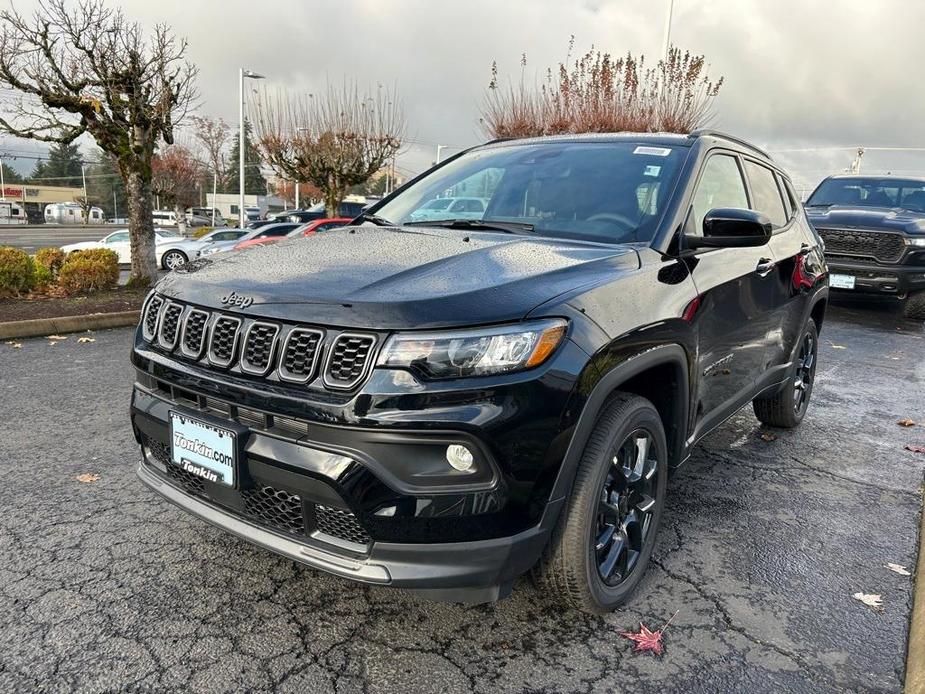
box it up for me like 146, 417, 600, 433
374, 141, 687, 244
807, 178, 925, 212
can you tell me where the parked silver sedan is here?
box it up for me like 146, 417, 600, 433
158, 229, 251, 268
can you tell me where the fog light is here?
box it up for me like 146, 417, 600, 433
446, 444, 475, 472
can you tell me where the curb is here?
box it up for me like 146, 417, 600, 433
907, 490, 925, 694
0, 310, 139, 340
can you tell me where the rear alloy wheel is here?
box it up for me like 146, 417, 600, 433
533, 393, 667, 613
753, 319, 818, 428
162, 250, 187, 270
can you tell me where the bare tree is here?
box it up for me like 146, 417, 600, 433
0, 0, 197, 285
251, 82, 404, 217
152, 145, 202, 236
481, 41, 723, 138
190, 115, 229, 193
73, 194, 94, 226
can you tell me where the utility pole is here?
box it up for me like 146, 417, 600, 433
113, 187, 117, 221
0, 155, 5, 199
81, 163, 88, 224
239, 67, 265, 227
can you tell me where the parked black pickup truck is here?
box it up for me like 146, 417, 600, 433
131, 131, 828, 613
804, 175, 925, 319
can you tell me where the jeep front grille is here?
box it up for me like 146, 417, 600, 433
140, 296, 378, 391
209, 316, 241, 367
324, 334, 377, 389
816, 228, 906, 263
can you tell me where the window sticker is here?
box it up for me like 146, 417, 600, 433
633, 146, 672, 157
644, 165, 662, 177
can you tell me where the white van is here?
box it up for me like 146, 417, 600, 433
152, 209, 179, 226
44, 202, 105, 225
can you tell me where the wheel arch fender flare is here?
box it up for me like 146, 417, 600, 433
547, 344, 691, 509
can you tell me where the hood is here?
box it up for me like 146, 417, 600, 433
156, 226, 639, 329
805, 205, 925, 235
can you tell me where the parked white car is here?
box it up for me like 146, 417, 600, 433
60, 228, 184, 267
408, 197, 488, 222
157, 228, 251, 267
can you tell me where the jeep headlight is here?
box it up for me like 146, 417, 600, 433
378, 319, 567, 379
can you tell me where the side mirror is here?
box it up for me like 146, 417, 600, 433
685, 208, 772, 249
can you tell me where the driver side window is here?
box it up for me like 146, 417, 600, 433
106, 232, 129, 244
689, 155, 749, 235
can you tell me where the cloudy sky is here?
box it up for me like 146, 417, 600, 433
3, 0, 925, 196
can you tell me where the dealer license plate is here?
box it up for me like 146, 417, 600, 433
169, 412, 236, 487
829, 273, 856, 290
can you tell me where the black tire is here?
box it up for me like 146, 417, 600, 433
162, 250, 187, 270
903, 291, 925, 321
753, 319, 818, 428
532, 392, 668, 614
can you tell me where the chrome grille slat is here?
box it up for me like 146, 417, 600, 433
278, 328, 324, 383
323, 333, 377, 390
208, 315, 242, 367
180, 309, 210, 359
157, 302, 184, 350
240, 321, 280, 375
142, 295, 164, 341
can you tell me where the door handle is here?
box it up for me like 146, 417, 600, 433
756, 258, 775, 277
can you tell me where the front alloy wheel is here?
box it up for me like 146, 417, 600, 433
595, 430, 658, 587
533, 392, 667, 614
162, 250, 187, 270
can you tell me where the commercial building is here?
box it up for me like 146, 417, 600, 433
0, 183, 84, 223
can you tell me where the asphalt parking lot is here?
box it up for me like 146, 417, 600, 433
0, 225, 113, 252
0, 300, 923, 693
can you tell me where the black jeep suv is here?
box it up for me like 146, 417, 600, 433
805, 175, 925, 319
131, 131, 828, 613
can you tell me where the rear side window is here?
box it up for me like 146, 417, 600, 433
744, 161, 788, 228
690, 154, 749, 235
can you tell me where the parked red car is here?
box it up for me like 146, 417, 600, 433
230, 222, 301, 251
291, 217, 353, 237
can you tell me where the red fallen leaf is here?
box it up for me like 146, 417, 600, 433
619, 611, 678, 656
905, 445, 925, 454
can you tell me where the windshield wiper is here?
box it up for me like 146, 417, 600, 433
353, 212, 395, 226
404, 219, 535, 234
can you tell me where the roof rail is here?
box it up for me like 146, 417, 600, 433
688, 130, 772, 160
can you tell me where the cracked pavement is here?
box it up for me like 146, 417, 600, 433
0, 300, 923, 693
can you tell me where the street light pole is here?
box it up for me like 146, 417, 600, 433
662, 0, 675, 59
295, 182, 300, 209
239, 67, 265, 227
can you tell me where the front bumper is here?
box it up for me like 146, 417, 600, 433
826, 258, 925, 296
136, 460, 557, 601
